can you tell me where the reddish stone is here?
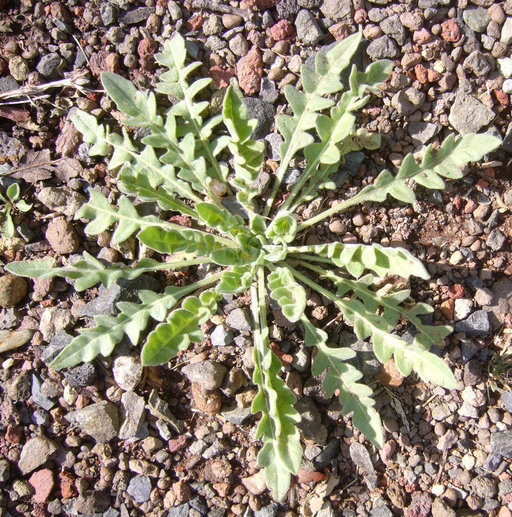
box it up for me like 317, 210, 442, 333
185, 13, 203, 31
270, 19, 294, 41
138, 38, 158, 72
191, 383, 223, 414
440, 298, 454, 320
29, 469, 54, 503
476, 178, 489, 188
237, 47, 263, 95
441, 19, 461, 42
0, 58, 7, 75
59, 470, 77, 498
495, 89, 509, 106
453, 195, 462, 211
413, 28, 434, 45
447, 283, 464, 299
247, 29, 266, 47
354, 8, 367, 23
427, 68, 441, 82
329, 22, 350, 41
464, 199, 477, 214
50, 2, 72, 23
414, 64, 428, 84
172, 480, 191, 503
297, 469, 327, 483
89, 51, 110, 79
209, 65, 236, 88
105, 53, 120, 73
213, 482, 230, 497
483, 167, 496, 178
169, 215, 192, 227
5, 425, 22, 444
168, 435, 188, 452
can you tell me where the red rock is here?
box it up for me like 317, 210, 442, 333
191, 383, 223, 414
209, 65, 235, 88
413, 28, 434, 45
476, 178, 489, 189
427, 68, 441, 82
105, 52, 120, 73
440, 298, 454, 320
447, 283, 464, 299
168, 435, 188, 452
29, 469, 54, 503
172, 480, 191, 503
380, 440, 396, 462
59, 470, 77, 498
297, 469, 327, 483
237, 47, 263, 95
138, 38, 158, 72
185, 13, 203, 31
453, 195, 462, 211
329, 22, 350, 41
414, 64, 428, 84
441, 19, 460, 42
495, 89, 509, 106
464, 199, 477, 214
45, 217, 80, 255
50, 2, 72, 23
270, 20, 294, 41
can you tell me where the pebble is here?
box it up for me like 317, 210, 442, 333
487, 229, 506, 250
366, 35, 399, 59
113, 355, 143, 391
237, 47, 263, 95
118, 391, 146, 440
28, 469, 54, 503
225, 308, 252, 331
127, 475, 152, 503
391, 87, 425, 116
18, 436, 58, 475
448, 91, 495, 134
242, 470, 267, 495
295, 10, 323, 45
320, 0, 352, 20
37, 186, 86, 217
36, 53, 61, 77
454, 299, 473, 320
182, 360, 226, 391
0, 274, 27, 307
244, 98, 274, 140
350, 442, 377, 490
191, 383, 223, 414
65, 401, 119, 443
463, 7, 491, 33
464, 359, 483, 386
455, 310, 491, 336
46, 217, 80, 254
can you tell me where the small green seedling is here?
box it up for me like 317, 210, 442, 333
0, 183, 32, 238
7, 33, 501, 499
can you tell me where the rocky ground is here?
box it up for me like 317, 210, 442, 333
0, 0, 512, 515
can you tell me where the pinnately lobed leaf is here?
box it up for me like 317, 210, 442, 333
6, 30, 500, 501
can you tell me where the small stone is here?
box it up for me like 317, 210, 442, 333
191, 383, 223, 414
502, 17, 512, 45
441, 19, 461, 42
242, 470, 267, 495
127, 475, 152, 503
64, 362, 96, 388
37, 186, 86, 217
366, 35, 398, 59
8, 56, 29, 81
320, 0, 352, 20
118, 391, 146, 440
244, 98, 274, 140
454, 299, 474, 320
113, 355, 143, 391
0, 275, 27, 307
45, 218, 80, 254
464, 51, 493, 77
487, 229, 506, 250
36, 53, 61, 77
471, 475, 497, 498
225, 308, 252, 331
463, 7, 491, 33
408, 121, 440, 145
464, 359, 483, 386
350, 442, 377, 490
380, 14, 406, 45
391, 87, 425, 116
492, 430, 512, 457
432, 498, 456, 517
18, 436, 58, 475
28, 469, 54, 503
237, 47, 263, 95
448, 91, 495, 135
119, 7, 154, 24
65, 401, 119, 443
295, 10, 323, 45
455, 310, 491, 337
182, 360, 226, 391
270, 19, 294, 41
229, 33, 249, 57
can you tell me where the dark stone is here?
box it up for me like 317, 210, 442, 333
189, 495, 208, 515
463, 359, 482, 386
41, 329, 73, 364
167, 504, 190, 517
64, 362, 96, 388
118, 7, 155, 24
491, 431, 512, 457
243, 98, 274, 140
276, 0, 299, 19
36, 53, 62, 77
455, 310, 491, 336
313, 438, 340, 469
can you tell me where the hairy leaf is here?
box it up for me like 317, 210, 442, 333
268, 267, 306, 322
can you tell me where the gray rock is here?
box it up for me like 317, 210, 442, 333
243, 98, 274, 140
210, 325, 233, 347
18, 436, 58, 475
448, 91, 495, 134
225, 307, 252, 331
366, 36, 399, 59
492, 431, 512, 457
454, 299, 474, 321
408, 121, 440, 145
463, 7, 490, 33
320, 0, 352, 20
37, 186, 86, 217
65, 401, 119, 443
284, 167, 302, 186
118, 7, 154, 24
464, 51, 493, 77
0, 76, 19, 94
73, 491, 110, 514
298, 0, 321, 6
344, 332, 380, 378
265, 133, 283, 161
350, 442, 377, 490
31, 409, 50, 426
295, 10, 324, 45
458, 401, 479, 418
314, 439, 340, 469
464, 359, 483, 386
64, 362, 96, 388
295, 397, 327, 445
147, 389, 183, 432
31, 374, 55, 410
487, 229, 506, 251
167, 504, 190, 517
100, 3, 118, 25
189, 495, 208, 515
77, 275, 160, 317
221, 405, 252, 425
501, 391, 512, 412
119, 391, 146, 440
276, 0, 299, 19
41, 329, 73, 364
260, 78, 279, 104
40, 307, 73, 342
380, 15, 406, 45
502, 17, 512, 45
255, 503, 280, 517
182, 360, 227, 391
471, 475, 497, 498
5, 370, 31, 401
113, 355, 143, 391
391, 87, 425, 116
455, 310, 491, 336
36, 53, 62, 77
0, 459, 10, 482
127, 475, 152, 503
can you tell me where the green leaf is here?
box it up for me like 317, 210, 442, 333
71, 110, 111, 156
196, 202, 243, 233
138, 226, 218, 256
265, 213, 297, 244
217, 266, 254, 294
141, 291, 218, 366
6, 183, 19, 202
268, 267, 306, 322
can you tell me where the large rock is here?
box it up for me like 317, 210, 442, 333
65, 401, 119, 443
182, 361, 227, 391
320, 0, 352, 20
448, 91, 494, 134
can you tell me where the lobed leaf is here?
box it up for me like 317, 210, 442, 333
268, 267, 306, 322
